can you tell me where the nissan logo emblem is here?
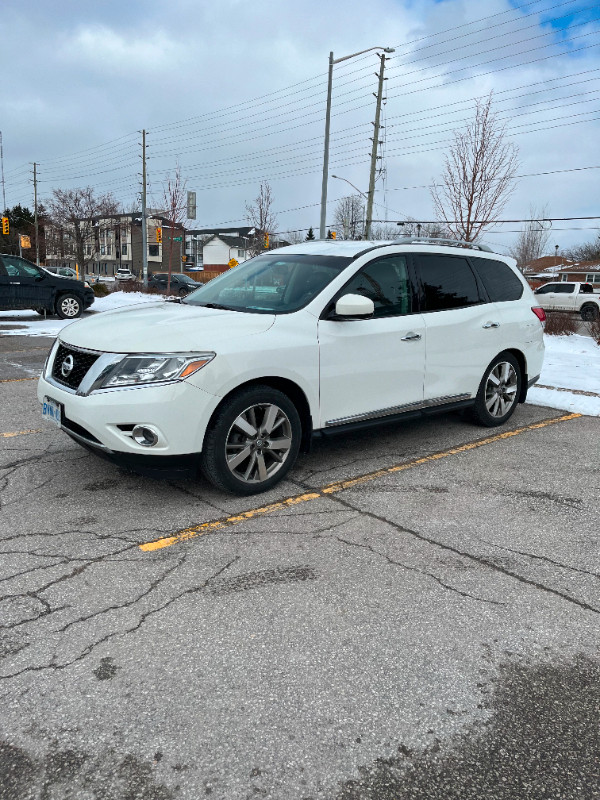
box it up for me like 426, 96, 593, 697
61, 355, 74, 378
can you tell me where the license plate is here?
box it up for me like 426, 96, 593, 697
42, 396, 62, 427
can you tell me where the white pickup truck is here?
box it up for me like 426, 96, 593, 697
534, 282, 600, 320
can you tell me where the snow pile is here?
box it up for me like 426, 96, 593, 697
0, 291, 163, 337
526, 334, 600, 417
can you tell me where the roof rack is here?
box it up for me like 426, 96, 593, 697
391, 236, 494, 253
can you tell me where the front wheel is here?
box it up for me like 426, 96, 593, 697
470, 353, 522, 427
580, 304, 599, 321
200, 385, 302, 495
55, 293, 83, 320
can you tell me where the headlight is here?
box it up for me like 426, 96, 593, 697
99, 352, 215, 389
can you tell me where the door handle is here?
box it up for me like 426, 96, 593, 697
482, 322, 500, 329
401, 332, 421, 341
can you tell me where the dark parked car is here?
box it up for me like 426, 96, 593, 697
0, 254, 95, 319
148, 272, 203, 296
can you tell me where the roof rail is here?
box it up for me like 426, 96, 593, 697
392, 236, 494, 253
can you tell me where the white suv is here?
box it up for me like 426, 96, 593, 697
38, 239, 545, 495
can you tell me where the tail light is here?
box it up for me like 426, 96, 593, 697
532, 307, 546, 322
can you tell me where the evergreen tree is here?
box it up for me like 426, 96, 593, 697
326, 229, 333, 239
305, 226, 315, 241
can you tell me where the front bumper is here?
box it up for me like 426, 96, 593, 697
38, 367, 221, 459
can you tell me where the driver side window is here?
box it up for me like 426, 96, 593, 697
341, 256, 413, 317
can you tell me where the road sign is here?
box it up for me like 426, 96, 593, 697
228, 258, 239, 268
20, 235, 31, 248
173, 236, 182, 242
187, 191, 196, 220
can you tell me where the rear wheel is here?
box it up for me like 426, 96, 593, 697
471, 352, 521, 427
200, 385, 301, 495
55, 293, 83, 320
580, 304, 599, 321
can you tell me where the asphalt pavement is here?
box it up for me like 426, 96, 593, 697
0, 333, 598, 800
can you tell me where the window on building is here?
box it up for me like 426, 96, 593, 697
100, 245, 105, 255
106, 245, 112, 256
149, 245, 159, 257
121, 244, 128, 256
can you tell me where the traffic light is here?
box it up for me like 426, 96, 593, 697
156, 227, 162, 243
1, 217, 8, 235
331, 230, 336, 239
264, 233, 269, 248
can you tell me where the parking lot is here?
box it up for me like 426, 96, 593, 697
1, 333, 599, 799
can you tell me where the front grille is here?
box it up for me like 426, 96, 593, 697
51, 344, 100, 391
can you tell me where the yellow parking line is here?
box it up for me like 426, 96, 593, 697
139, 412, 582, 552
0, 429, 43, 438
0, 377, 37, 384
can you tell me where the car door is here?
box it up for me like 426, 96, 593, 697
318, 254, 426, 427
0, 255, 54, 310
413, 252, 503, 402
535, 283, 561, 310
0, 258, 12, 309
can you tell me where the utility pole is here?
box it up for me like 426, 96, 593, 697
141, 129, 148, 286
0, 132, 6, 212
33, 162, 39, 265
365, 52, 388, 240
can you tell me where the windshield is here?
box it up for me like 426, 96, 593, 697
184, 253, 352, 313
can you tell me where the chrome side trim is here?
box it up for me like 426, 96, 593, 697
325, 393, 472, 428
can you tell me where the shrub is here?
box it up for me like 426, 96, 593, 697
92, 282, 110, 297
544, 312, 578, 336
585, 316, 600, 345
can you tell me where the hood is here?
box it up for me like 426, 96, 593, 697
59, 301, 275, 353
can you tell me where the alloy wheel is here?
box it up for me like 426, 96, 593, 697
225, 403, 293, 484
60, 297, 80, 318
484, 361, 518, 418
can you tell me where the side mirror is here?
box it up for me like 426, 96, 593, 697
334, 293, 374, 318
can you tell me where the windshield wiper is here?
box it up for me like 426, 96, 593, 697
198, 302, 239, 311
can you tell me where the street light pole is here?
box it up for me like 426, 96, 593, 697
319, 46, 394, 240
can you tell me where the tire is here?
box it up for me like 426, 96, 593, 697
580, 304, 599, 321
470, 352, 522, 428
55, 293, 83, 320
178, 287, 188, 297
200, 385, 302, 495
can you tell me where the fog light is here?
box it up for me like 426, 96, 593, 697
132, 425, 159, 447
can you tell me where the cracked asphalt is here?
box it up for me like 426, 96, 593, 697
0, 332, 599, 800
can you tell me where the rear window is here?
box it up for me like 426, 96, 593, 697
469, 257, 523, 302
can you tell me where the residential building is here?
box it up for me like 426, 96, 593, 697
524, 256, 600, 286
45, 212, 185, 278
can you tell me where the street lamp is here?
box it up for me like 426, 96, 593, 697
320, 46, 395, 240
331, 175, 368, 239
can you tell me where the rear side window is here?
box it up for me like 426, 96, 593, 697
415, 254, 481, 312
469, 257, 523, 302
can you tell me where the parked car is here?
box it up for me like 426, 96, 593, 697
148, 272, 203, 295
0, 254, 95, 319
115, 268, 135, 281
44, 265, 78, 279
38, 238, 545, 494
534, 281, 600, 320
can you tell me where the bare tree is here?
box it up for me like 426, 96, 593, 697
161, 165, 187, 294
567, 234, 600, 262
333, 195, 365, 240
508, 205, 551, 270
47, 187, 119, 278
431, 94, 519, 241
245, 182, 277, 255
283, 229, 305, 245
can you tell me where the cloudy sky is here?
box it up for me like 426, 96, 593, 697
2, 0, 599, 253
